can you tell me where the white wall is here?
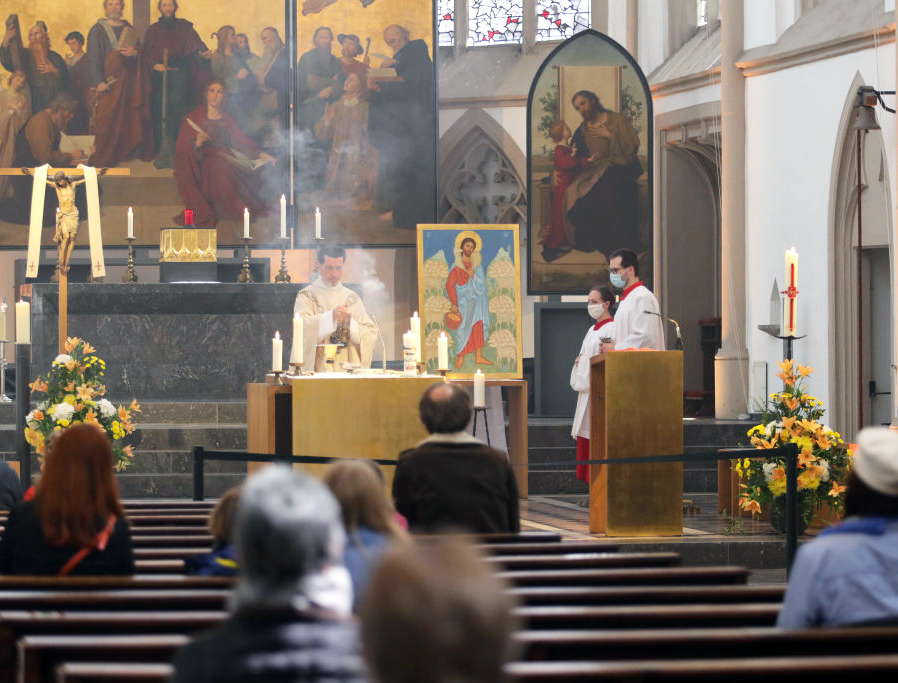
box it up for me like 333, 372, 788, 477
744, 42, 897, 421
744, 0, 778, 50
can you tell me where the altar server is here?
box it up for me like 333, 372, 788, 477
600, 248, 665, 352
571, 285, 615, 483
294, 245, 377, 371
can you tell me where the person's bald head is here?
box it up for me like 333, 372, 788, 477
419, 383, 471, 434
383, 24, 409, 53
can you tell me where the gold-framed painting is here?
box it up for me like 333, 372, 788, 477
417, 223, 523, 379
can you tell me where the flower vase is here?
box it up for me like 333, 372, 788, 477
769, 498, 808, 536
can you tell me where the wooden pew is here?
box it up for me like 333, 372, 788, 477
504, 654, 898, 679
514, 603, 781, 630
500, 566, 750, 587
134, 560, 186, 574
20, 635, 189, 683
476, 542, 618, 556
0, 590, 229, 612
487, 552, 680, 571
55, 662, 173, 682
511, 585, 785, 607
0, 577, 233, 591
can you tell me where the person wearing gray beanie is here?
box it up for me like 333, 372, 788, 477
777, 427, 898, 628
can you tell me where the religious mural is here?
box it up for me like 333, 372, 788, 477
526, 29, 652, 295
0, 0, 436, 250
417, 223, 523, 379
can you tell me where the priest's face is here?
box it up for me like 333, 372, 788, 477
319, 255, 344, 287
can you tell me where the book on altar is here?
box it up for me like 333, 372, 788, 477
60, 134, 95, 154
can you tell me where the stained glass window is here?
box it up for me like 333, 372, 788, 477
438, 0, 455, 46
535, 0, 590, 41
468, 0, 524, 45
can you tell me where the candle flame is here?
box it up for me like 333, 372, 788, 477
315, 207, 320, 213
440, 331, 446, 338
274, 331, 280, 340
128, 206, 132, 213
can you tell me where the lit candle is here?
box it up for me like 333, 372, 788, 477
290, 314, 303, 364
0, 299, 7, 341
410, 311, 421, 363
127, 207, 134, 239
473, 369, 485, 407
315, 207, 322, 240
272, 331, 282, 372
15, 300, 30, 344
784, 247, 798, 336
402, 330, 415, 350
437, 331, 448, 370
280, 195, 287, 240
243, 208, 250, 239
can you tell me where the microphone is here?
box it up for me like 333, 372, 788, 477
370, 313, 388, 372
643, 310, 683, 350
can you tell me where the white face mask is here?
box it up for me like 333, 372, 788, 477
587, 302, 605, 319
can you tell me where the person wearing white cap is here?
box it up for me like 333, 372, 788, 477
777, 427, 898, 628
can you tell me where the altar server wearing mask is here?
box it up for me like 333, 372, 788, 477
294, 245, 377, 371
570, 285, 615, 483
600, 248, 665, 352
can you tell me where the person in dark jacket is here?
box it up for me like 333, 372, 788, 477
171, 466, 367, 682
0, 461, 22, 511
0, 424, 133, 575
183, 484, 241, 577
393, 383, 520, 534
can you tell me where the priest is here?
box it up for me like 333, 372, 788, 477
294, 246, 377, 372
600, 248, 665, 352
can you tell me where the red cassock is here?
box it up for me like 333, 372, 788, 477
173, 106, 270, 227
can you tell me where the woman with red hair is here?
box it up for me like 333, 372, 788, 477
0, 424, 134, 575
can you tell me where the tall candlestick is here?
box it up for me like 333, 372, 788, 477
15, 300, 30, 344
410, 311, 421, 363
290, 315, 303, 364
315, 207, 322, 240
437, 331, 448, 370
272, 331, 283, 372
243, 208, 250, 240
784, 247, 799, 336
0, 298, 7, 341
280, 195, 287, 240
127, 206, 134, 239
473, 369, 485, 407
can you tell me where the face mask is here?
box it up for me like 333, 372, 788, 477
610, 272, 626, 289
587, 303, 604, 319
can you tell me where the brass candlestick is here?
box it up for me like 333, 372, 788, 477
274, 237, 291, 283
269, 369, 285, 385
237, 237, 253, 283
438, 369, 448, 382
122, 237, 138, 283
289, 361, 305, 376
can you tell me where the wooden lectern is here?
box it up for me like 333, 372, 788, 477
589, 351, 684, 536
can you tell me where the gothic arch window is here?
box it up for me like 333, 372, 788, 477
437, 1, 592, 46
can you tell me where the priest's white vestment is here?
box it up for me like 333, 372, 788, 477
612, 282, 665, 351
570, 318, 615, 439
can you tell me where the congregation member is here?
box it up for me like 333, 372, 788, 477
171, 466, 367, 682
294, 245, 377, 372
323, 459, 407, 610
183, 484, 240, 577
600, 247, 665, 352
0, 461, 22, 511
570, 284, 615, 483
393, 383, 520, 534
361, 537, 518, 683
0, 424, 133, 576
778, 426, 898, 628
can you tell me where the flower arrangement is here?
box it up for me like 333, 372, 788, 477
737, 360, 852, 530
23, 337, 140, 471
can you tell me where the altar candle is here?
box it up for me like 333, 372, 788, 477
272, 331, 282, 372
280, 195, 287, 240
437, 331, 448, 370
315, 207, 322, 240
784, 247, 798, 336
290, 314, 303, 364
243, 208, 250, 239
403, 330, 415, 350
127, 207, 134, 239
15, 300, 29, 344
0, 299, 7, 341
410, 311, 421, 363
473, 369, 485, 407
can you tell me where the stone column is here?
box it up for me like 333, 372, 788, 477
626, 0, 638, 57
714, 0, 749, 418
523, 0, 537, 52
893, 0, 898, 429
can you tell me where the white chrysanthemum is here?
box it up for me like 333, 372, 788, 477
818, 459, 830, 482
26, 410, 35, 424
51, 402, 75, 422
764, 421, 780, 437
53, 354, 72, 365
97, 399, 116, 418
762, 462, 777, 481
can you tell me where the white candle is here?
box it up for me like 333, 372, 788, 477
315, 207, 322, 240
15, 300, 30, 344
290, 314, 303, 364
473, 369, 485, 407
243, 208, 250, 239
280, 195, 287, 240
272, 331, 282, 372
402, 330, 415, 350
437, 331, 448, 370
410, 311, 421, 363
0, 299, 7, 341
127, 206, 134, 239
784, 247, 798, 336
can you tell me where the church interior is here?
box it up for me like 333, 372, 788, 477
2, 0, 898, 678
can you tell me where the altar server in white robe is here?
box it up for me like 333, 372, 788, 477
294, 245, 378, 372
600, 248, 665, 353
570, 285, 615, 483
